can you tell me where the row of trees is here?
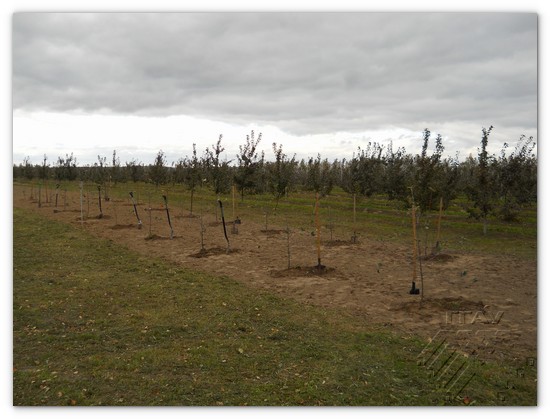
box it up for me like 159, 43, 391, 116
14, 128, 537, 222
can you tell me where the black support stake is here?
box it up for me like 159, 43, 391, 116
129, 191, 142, 229
218, 200, 230, 254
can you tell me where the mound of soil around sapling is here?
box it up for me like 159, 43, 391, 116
144, 234, 180, 240
270, 265, 336, 278
325, 239, 358, 247
392, 296, 485, 313
109, 224, 136, 230
260, 229, 287, 235
189, 247, 239, 258
421, 253, 456, 263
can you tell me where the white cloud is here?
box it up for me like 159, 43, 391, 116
14, 110, 535, 167
12, 12, 537, 164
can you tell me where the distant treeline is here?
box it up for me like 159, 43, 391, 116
14, 128, 537, 222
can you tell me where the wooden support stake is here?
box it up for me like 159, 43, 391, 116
328, 206, 333, 241
353, 193, 357, 226
286, 222, 291, 269
200, 204, 205, 252
352, 193, 357, 243
181, 189, 185, 217
148, 193, 152, 238
435, 196, 443, 250
315, 192, 322, 268
86, 191, 90, 218
412, 203, 418, 283
79, 182, 84, 226
232, 184, 236, 220
112, 196, 118, 225
417, 239, 424, 302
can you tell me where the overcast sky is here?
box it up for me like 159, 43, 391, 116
12, 12, 537, 166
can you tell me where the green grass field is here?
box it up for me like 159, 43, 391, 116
13, 207, 536, 405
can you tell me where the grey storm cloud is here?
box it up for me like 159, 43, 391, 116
13, 12, 537, 136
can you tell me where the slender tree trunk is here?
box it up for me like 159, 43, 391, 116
232, 185, 236, 220
80, 182, 84, 225
435, 196, 443, 250
352, 193, 357, 242
412, 204, 418, 283
148, 192, 152, 238
200, 204, 205, 252
286, 222, 291, 269
315, 192, 322, 268
112, 195, 118, 225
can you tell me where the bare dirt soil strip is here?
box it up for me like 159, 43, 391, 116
13, 186, 536, 362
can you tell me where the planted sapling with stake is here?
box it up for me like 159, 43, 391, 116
97, 185, 103, 218
54, 183, 60, 209
417, 239, 425, 302
351, 193, 358, 243
129, 191, 142, 229
147, 192, 153, 238
409, 188, 420, 295
79, 181, 84, 225
286, 222, 291, 269
86, 191, 90, 218
314, 192, 325, 272
162, 194, 174, 239
218, 199, 230, 254
434, 197, 443, 253
199, 205, 206, 253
